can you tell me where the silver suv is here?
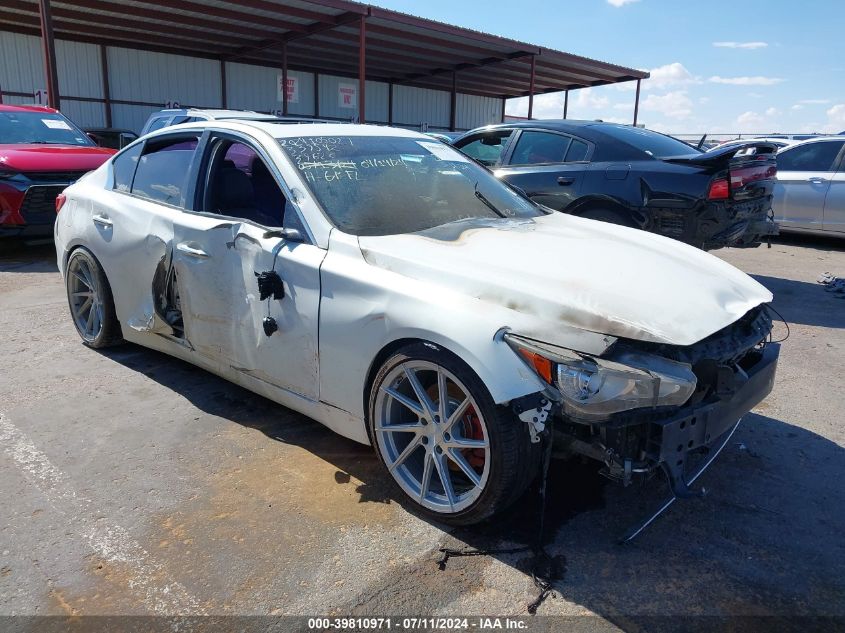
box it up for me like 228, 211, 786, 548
139, 109, 325, 136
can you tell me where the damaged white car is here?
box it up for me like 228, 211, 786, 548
55, 122, 779, 525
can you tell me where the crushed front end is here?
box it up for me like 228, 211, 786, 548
507, 306, 778, 496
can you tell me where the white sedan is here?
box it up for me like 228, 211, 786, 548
55, 122, 780, 524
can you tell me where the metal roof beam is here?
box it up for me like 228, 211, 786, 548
226, 11, 363, 62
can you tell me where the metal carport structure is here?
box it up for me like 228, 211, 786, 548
1, 0, 649, 130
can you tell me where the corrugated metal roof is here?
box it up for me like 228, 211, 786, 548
0, 0, 649, 98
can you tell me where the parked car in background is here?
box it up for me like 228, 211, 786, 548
772, 136, 845, 236
84, 127, 138, 150
452, 121, 778, 250
55, 121, 779, 524
0, 105, 115, 237
140, 108, 330, 136
424, 131, 462, 143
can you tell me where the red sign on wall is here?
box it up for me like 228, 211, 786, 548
338, 83, 357, 109
277, 75, 299, 104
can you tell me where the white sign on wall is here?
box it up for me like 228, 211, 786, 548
277, 75, 299, 104
338, 82, 357, 109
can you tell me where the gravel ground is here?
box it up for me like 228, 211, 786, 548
0, 234, 843, 631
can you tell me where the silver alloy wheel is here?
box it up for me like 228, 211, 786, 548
374, 360, 491, 514
68, 255, 104, 342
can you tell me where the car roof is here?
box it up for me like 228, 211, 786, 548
470, 119, 604, 133
152, 120, 428, 140
152, 108, 279, 119
0, 104, 58, 114
778, 136, 845, 151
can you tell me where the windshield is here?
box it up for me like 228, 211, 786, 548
0, 111, 94, 146
278, 135, 542, 236
604, 124, 701, 158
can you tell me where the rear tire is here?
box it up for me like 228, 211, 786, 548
65, 247, 123, 348
581, 208, 635, 228
367, 342, 537, 525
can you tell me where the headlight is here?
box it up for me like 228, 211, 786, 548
505, 334, 696, 420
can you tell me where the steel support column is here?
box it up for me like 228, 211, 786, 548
527, 54, 536, 120
37, 0, 60, 109
388, 81, 393, 125
449, 71, 457, 131
220, 59, 227, 109
313, 71, 319, 117
633, 78, 641, 126
563, 90, 568, 119
282, 42, 288, 116
358, 14, 366, 123
100, 45, 112, 126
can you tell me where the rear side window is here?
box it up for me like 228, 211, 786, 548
509, 131, 571, 165
777, 141, 844, 172
131, 136, 200, 206
454, 131, 513, 166
112, 143, 143, 193
565, 139, 590, 162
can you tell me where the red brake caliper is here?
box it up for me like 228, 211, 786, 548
460, 406, 486, 469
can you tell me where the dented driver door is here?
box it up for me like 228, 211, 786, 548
172, 215, 325, 401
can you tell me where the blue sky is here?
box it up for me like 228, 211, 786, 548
368, 0, 845, 135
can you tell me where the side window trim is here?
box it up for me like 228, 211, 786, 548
190, 129, 316, 245
110, 138, 145, 193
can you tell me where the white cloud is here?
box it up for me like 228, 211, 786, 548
765, 107, 779, 117
641, 91, 693, 119
607, 0, 639, 6
791, 104, 804, 110
799, 99, 831, 105
736, 110, 764, 129
824, 104, 845, 133
712, 41, 768, 49
614, 62, 698, 92
575, 87, 609, 110
709, 75, 784, 86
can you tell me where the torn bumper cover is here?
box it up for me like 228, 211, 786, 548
600, 343, 778, 496
508, 306, 779, 496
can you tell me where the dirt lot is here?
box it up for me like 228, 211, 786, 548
1, 234, 844, 630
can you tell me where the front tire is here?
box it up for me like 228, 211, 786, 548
65, 248, 123, 348
368, 342, 536, 525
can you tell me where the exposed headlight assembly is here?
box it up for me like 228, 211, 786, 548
505, 333, 697, 420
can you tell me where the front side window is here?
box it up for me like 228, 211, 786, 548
454, 131, 513, 166
278, 135, 541, 236
509, 131, 571, 165
777, 141, 844, 172
202, 139, 287, 226
131, 136, 200, 206
0, 110, 94, 146
112, 142, 143, 192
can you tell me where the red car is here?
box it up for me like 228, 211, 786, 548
0, 105, 115, 237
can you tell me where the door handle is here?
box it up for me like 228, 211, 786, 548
557, 176, 575, 186
176, 242, 210, 259
809, 177, 827, 184
92, 214, 113, 227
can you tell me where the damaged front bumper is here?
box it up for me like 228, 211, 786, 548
558, 342, 778, 497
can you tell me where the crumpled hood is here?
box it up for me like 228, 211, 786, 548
0, 144, 115, 172
358, 212, 773, 347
